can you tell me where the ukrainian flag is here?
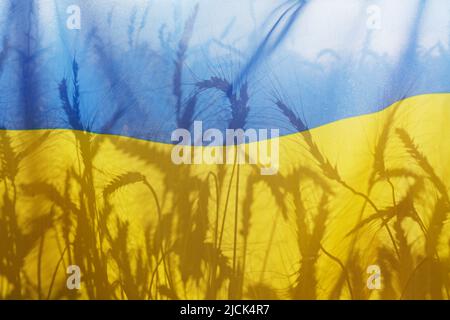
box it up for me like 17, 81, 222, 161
1, 0, 450, 300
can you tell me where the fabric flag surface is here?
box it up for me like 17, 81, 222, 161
1, 0, 450, 299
